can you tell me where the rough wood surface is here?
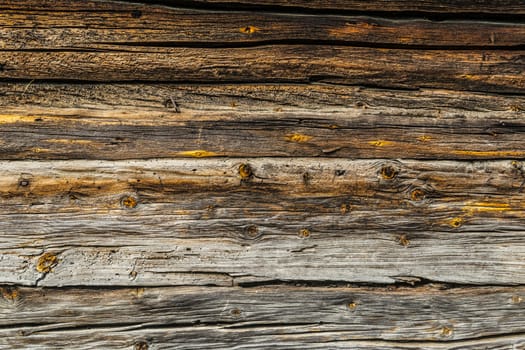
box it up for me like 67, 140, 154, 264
2, 0, 525, 348
0, 158, 523, 287
1, 285, 524, 341
8, 0, 525, 15
2, 1, 525, 48
3, 47, 525, 93
1, 83, 525, 160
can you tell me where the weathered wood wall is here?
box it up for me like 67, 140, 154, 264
1, 0, 525, 349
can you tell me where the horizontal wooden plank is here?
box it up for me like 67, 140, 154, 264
2, 0, 525, 48
0, 158, 524, 286
1, 83, 525, 160
0, 285, 524, 342
4, 0, 525, 15
1, 326, 525, 349
1, 46, 525, 92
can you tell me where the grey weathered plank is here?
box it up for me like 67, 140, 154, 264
1, 83, 525, 160
1, 46, 525, 92
2, 0, 525, 49
1, 326, 524, 349
0, 159, 524, 287
0, 285, 524, 341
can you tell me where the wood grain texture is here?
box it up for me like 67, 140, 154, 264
0, 285, 524, 341
2, 47, 525, 93
2, 0, 525, 49
2, 0, 525, 348
1, 83, 525, 160
10, 0, 525, 15
0, 158, 523, 287
1, 326, 525, 349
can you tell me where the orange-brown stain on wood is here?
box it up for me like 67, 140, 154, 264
398, 234, 410, 247
238, 163, 253, 180
452, 150, 525, 157
417, 135, 433, 142
448, 217, 464, 228
0, 287, 19, 302
121, 196, 138, 209
441, 326, 453, 337
329, 22, 377, 37
44, 139, 96, 145
36, 252, 58, 273
286, 133, 312, 143
462, 201, 511, 215
298, 228, 310, 238
177, 150, 219, 157
368, 140, 393, 147
239, 26, 259, 34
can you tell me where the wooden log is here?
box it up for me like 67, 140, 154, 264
1, 0, 525, 49
2, 46, 525, 93
3, 0, 525, 15
1, 83, 525, 160
0, 285, 524, 341
0, 158, 524, 286
1, 326, 524, 349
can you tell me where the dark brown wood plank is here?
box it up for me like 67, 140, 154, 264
2, 46, 525, 93
0, 158, 524, 287
4, 0, 525, 15
1, 0, 525, 48
1, 83, 525, 160
1, 285, 524, 341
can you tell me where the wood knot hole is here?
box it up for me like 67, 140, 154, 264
380, 165, 398, 180
410, 188, 426, 201
245, 225, 259, 238
230, 308, 242, 317
240, 26, 258, 34
441, 326, 453, 337
134, 341, 149, 350
449, 217, 463, 228
239, 163, 253, 180
36, 252, 58, 273
131, 10, 142, 18
298, 228, 310, 238
121, 196, 138, 209
398, 234, 410, 247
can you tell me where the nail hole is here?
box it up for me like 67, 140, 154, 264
131, 10, 142, 18
335, 170, 346, 176
230, 308, 242, 316
398, 234, 410, 247
240, 26, 258, 34
298, 228, 310, 238
441, 326, 453, 337
449, 217, 463, 228
18, 179, 30, 187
